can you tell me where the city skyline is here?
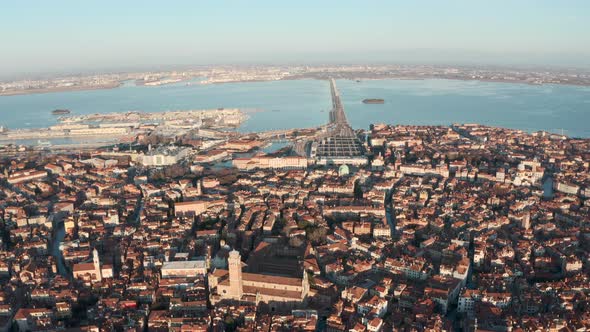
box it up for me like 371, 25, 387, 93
2, 0, 590, 78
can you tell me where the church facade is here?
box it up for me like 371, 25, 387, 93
72, 248, 113, 284
208, 250, 309, 311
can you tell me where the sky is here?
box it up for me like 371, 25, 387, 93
1, 0, 590, 78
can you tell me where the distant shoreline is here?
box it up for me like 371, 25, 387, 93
0, 82, 122, 97
1, 76, 589, 97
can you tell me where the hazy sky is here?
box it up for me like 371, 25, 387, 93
2, 0, 590, 78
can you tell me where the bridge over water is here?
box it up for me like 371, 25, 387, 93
312, 79, 364, 160
327, 78, 356, 138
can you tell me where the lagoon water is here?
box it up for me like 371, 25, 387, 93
1, 78, 589, 138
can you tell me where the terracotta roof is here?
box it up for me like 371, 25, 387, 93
73, 263, 95, 272
242, 285, 302, 300
242, 272, 302, 287
211, 269, 229, 278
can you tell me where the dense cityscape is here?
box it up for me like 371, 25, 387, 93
2, 1, 590, 331
0, 79, 589, 332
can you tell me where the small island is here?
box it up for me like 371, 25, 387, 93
51, 109, 71, 115
362, 98, 385, 104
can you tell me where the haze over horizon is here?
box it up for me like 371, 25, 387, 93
2, 0, 590, 79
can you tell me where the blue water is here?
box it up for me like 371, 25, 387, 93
1, 79, 589, 137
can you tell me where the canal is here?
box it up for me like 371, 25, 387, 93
50, 219, 69, 278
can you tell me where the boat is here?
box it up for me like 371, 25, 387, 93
37, 140, 52, 147
362, 99, 385, 104
52, 109, 71, 115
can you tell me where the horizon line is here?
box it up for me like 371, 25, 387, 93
3, 60, 590, 82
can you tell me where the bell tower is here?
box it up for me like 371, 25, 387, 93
93, 248, 102, 282
228, 250, 243, 300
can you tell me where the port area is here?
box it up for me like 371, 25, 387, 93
0, 109, 248, 143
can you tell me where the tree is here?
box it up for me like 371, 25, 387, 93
354, 180, 363, 200
224, 315, 237, 332
289, 236, 304, 248
307, 226, 327, 245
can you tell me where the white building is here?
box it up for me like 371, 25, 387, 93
138, 146, 192, 167
458, 289, 482, 315
161, 260, 207, 278
7, 170, 48, 184
554, 181, 580, 196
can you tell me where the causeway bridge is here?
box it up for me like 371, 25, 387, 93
312, 79, 364, 160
